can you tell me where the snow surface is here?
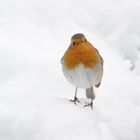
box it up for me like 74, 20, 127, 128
0, 0, 140, 140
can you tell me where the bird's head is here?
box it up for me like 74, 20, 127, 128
71, 33, 87, 46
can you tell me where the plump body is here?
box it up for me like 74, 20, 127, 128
62, 52, 103, 88
61, 33, 103, 108
62, 63, 103, 88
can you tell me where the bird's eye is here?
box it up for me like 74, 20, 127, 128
85, 39, 87, 42
73, 42, 76, 45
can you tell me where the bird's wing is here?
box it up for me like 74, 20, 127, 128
60, 56, 63, 64
93, 47, 104, 88
87, 41, 104, 65
60, 44, 71, 64
94, 48, 104, 65
95, 82, 101, 88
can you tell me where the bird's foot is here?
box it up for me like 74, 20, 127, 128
70, 97, 80, 105
84, 101, 93, 109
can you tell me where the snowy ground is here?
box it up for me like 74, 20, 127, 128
0, 0, 140, 140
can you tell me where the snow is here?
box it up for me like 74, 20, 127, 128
0, 0, 140, 140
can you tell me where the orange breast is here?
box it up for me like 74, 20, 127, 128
63, 42, 98, 69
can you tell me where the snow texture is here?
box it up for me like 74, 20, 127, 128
0, 0, 140, 140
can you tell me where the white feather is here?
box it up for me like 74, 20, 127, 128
62, 63, 103, 88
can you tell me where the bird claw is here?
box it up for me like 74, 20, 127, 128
83, 102, 93, 109
70, 97, 80, 105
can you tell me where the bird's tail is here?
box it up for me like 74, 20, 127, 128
86, 86, 95, 100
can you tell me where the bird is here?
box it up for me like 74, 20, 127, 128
61, 33, 103, 109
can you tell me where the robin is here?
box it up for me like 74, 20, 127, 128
61, 33, 103, 109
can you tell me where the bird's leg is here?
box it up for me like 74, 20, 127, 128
84, 99, 93, 109
70, 86, 80, 104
